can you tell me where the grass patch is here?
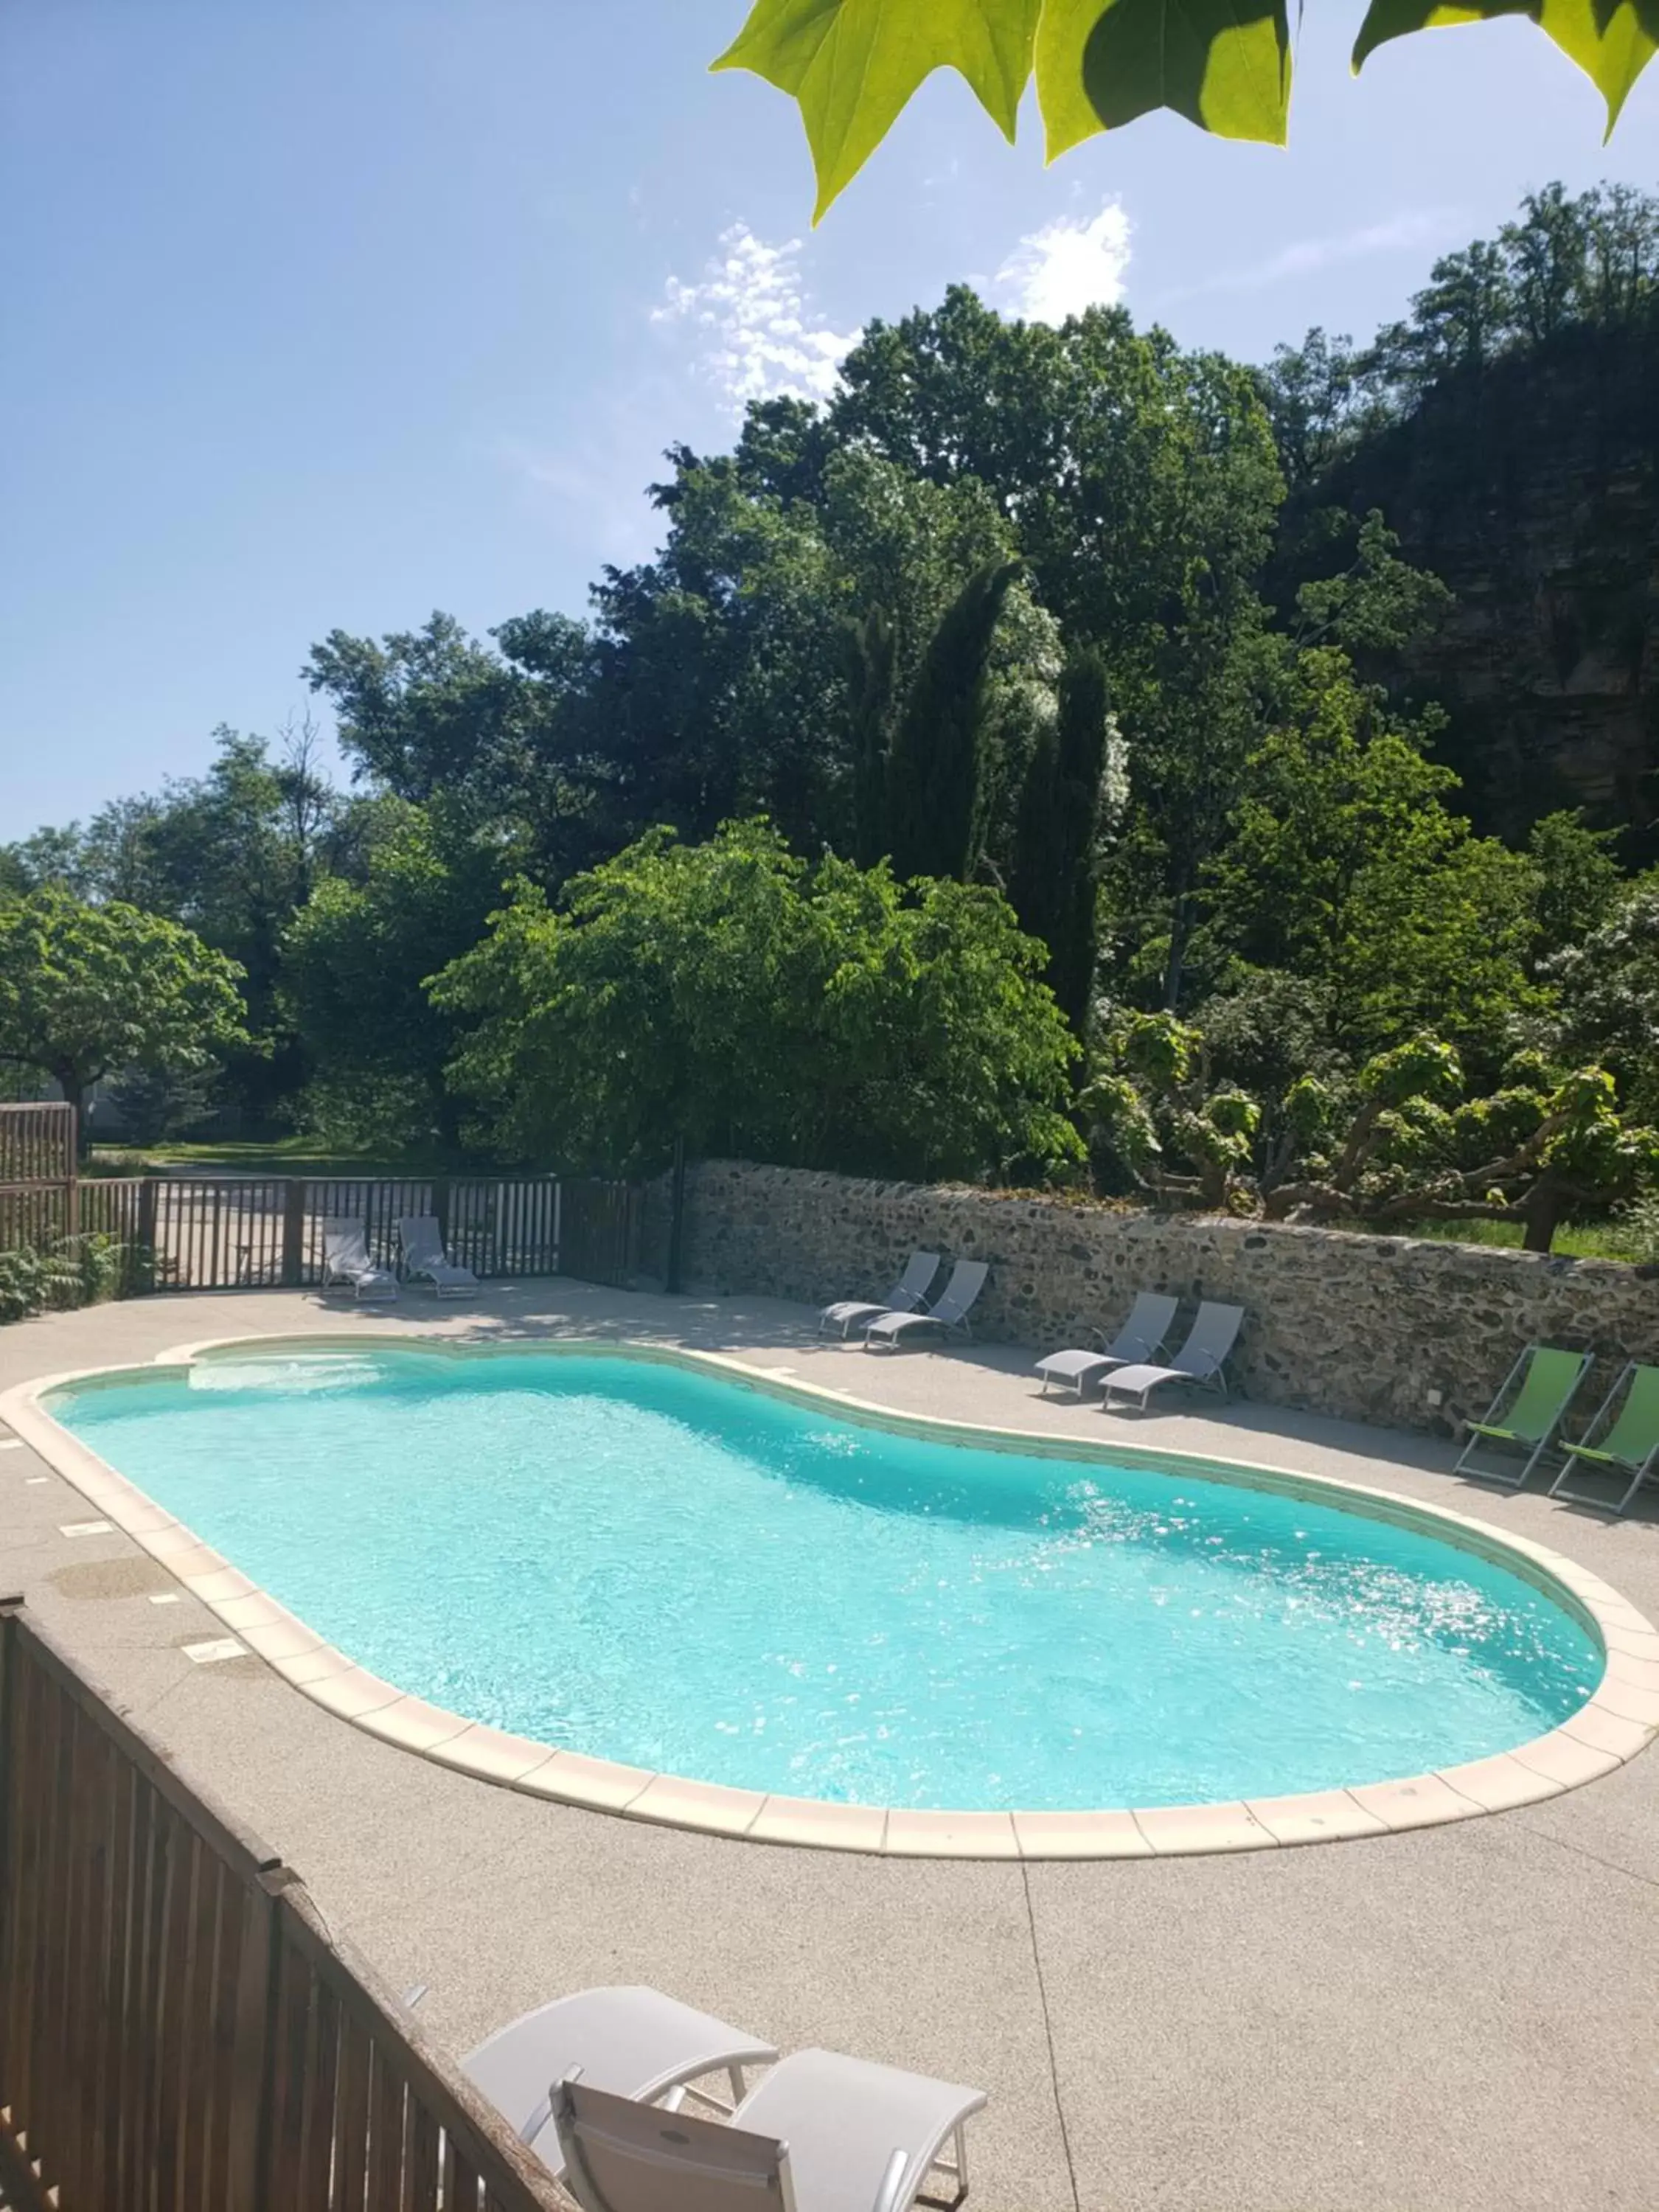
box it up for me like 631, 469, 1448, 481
87, 1136, 460, 1180
1367, 1216, 1646, 1262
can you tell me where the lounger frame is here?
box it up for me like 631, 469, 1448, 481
1547, 1360, 1659, 1517
1453, 1343, 1590, 1489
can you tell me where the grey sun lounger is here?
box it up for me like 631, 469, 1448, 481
821, 1252, 941, 1339
1035, 1292, 1180, 1398
396, 1213, 479, 1297
319, 1217, 397, 1301
863, 1259, 988, 1352
554, 2046, 987, 2212
1100, 1301, 1245, 1413
462, 1985, 781, 2178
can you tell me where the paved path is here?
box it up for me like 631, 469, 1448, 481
1, 1284, 1655, 2211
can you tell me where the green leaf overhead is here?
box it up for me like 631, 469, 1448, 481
1354, 0, 1657, 135
712, 0, 1043, 219
1037, 0, 1290, 154
717, 0, 1651, 210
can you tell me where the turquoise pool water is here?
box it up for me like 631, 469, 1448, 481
53, 1348, 1600, 1811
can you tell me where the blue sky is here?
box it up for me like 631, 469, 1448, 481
2, 1, 1654, 835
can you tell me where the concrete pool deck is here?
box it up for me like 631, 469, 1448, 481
2, 1280, 1656, 2210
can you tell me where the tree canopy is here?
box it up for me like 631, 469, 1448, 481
432, 820, 1081, 1182
0, 889, 248, 1126
714, 3, 1653, 218
6, 184, 1657, 1245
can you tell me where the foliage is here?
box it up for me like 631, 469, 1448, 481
1545, 876, 1659, 1121
1203, 647, 1542, 1065
1616, 1188, 1659, 1263
1085, 1009, 1659, 1251
0, 889, 248, 1121
1262, 186, 1659, 482
886, 558, 1021, 883
714, 3, 1649, 218
7, 191, 1659, 1236
104, 1062, 219, 1147
279, 801, 515, 1151
432, 821, 1081, 1183
0, 723, 344, 1130
0, 1234, 124, 1326
1008, 647, 1119, 1038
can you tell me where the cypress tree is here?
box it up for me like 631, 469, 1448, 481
885, 557, 1020, 883
1009, 647, 1111, 1037
843, 604, 897, 868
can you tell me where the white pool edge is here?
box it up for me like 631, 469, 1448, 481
6, 1331, 1657, 1862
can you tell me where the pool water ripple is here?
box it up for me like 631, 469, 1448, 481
54, 1349, 1602, 1812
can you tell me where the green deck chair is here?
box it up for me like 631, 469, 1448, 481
1453, 1343, 1590, 1488
1548, 1363, 1659, 1517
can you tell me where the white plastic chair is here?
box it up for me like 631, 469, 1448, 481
555, 2045, 986, 2212
396, 1214, 479, 1297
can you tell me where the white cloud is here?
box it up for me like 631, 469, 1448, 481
995, 201, 1133, 324
653, 223, 859, 417
1162, 212, 1455, 304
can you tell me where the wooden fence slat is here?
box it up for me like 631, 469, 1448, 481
334, 2010, 374, 2212
445, 2134, 483, 2212
407, 2104, 441, 2212
268, 1930, 314, 2211
152, 1821, 196, 2212
364, 2043, 408, 2212
300, 1972, 342, 2209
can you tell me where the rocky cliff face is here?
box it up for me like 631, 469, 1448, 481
1321, 321, 1659, 844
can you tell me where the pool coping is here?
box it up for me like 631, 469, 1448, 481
4, 1329, 1657, 1862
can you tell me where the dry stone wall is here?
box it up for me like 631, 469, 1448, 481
678, 1160, 1659, 1435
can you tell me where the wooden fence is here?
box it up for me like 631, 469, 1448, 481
0, 1103, 74, 1189
0, 1104, 80, 1254
0, 1599, 570, 2212
1, 1175, 648, 1297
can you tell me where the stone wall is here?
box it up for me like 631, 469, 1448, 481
678, 1160, 1659, 1435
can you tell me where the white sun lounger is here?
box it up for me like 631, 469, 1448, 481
462, 1986, 781, 2177
396, 1214, 479, 1297
1100, 1301, 1245, 1412
1034, 1292, 1180, 1398
820, 1252, 941, 1339
319, 1217, 397, 1301
555, 2046, 987, 2212
863, 1260, 988, 1353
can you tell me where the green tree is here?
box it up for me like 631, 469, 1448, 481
1547, 877, 1659, 1121
431, 819, 1080, 1183
280, 801, 515, 1151
1528, 810, 1625, 961
1, 723, 345, 1130
1205, 650, 1541, 1065
885, 558, 1021, 882
844, 605, 897, 869
0, 890, 248, 1138
1009, 647, 1116, 1036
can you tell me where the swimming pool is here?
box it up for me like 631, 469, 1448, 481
49, 1343, 1603, 1818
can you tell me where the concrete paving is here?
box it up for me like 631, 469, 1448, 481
1, 1281, 1655, 2211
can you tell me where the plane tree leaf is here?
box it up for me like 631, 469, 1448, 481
716, 0, 1651, 218
1037, 0, 1290, 155
1353, 0, 1656, 135
712, 0, 1044, 219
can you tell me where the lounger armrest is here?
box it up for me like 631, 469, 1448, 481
874, 2146, 911, 2212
